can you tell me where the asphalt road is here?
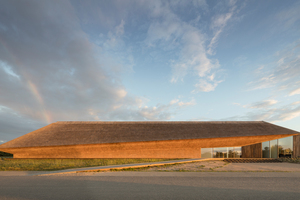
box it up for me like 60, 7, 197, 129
1, 172, 300, 200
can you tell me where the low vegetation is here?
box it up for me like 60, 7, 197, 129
109, 161, 210, 172
278, 158, 300, 164
0, 158, 173, 171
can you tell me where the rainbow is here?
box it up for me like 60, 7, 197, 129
0, 38, 52, 124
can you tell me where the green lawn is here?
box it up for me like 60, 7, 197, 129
0, 158, 173, 171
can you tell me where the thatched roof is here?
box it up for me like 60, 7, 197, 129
0, 121, 298, 148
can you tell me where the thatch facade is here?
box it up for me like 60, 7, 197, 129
0, 121, 299, 158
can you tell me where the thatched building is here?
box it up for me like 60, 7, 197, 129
0, 121, 299, 158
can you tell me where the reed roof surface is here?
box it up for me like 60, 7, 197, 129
0, 121, 298, 148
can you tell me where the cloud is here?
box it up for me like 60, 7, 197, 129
248, 100, 278, 109
192, 79, 223, 93
289, 87, 300, 96
292, 101, 300, 105
144, 1, 225, 91
0, 61, 20, 79
0, 106, 46, 142
208, 11, 234, 55
170, 99, 179, 105
271, 107, 300, 122
98, 98, 196, 121
0, 1, 130, 124
105, 19, 126, 47
0, 1, 198, 141
224, 101, 300, 123
178, 99, 196, 107
249, 42, 300, 91
115, 19, 125, 36
275, 2, 300, 29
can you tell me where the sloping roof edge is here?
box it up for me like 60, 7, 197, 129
0, 121, 299, 148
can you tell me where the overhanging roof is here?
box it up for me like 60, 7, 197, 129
0, 121, 298, 148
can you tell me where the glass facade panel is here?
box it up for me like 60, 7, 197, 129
228, 147, 235, 158
201, 147, 242, 158
201, 148, 212, 158
228, 147, 241, 158
270, 139, 278, 158
234, 147, 242, 158
213, 147, 228, 158
262, 141, 270, 158
278, 136, 293, 158
200, 137, 294, 159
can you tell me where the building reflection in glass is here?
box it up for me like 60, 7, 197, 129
262, 136, 293, 158
201, 148, 212, 158
213, 147, 228, 158
278, 136, 293, 158
270, 139, 278, 158
262, 141, 270, 158
201, 147, 242, 158
201, 136, 293, 159
229, 147, 241, 158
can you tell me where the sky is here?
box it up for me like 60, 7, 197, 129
0, 0, 300, 143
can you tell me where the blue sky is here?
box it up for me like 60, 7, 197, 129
0, 0, 300, 143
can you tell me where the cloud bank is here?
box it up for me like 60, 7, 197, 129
0, 0, 197, 141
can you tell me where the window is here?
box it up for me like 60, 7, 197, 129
201, 148, 212, 158
213, 147, 228, 158
278, 136, 293, 158
262, 141, 270, 158
270, 139, 278, 158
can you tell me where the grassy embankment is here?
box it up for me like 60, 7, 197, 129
0, 158, 173, 171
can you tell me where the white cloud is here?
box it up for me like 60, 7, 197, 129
224, 101, 300, 123
208, 12, 233, 55
170, 99, 179, 105
144, 1, 224, 92
289, 87, 300, 96
292, 101, 300, 105
105, 19, 126, 47
115, 19, 125, 36
0, 61, 20, 79
273, 108, 300, 122
207, 0, 239, 55
192, 79, 223, 93
248, 100, 278, 109
178, 99, 196, 106
249, 42, 300, 92
115, 89, 127, 99
100, 98, 196, 121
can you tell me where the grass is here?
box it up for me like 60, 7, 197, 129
110, 166, 153, 172
94, 160, 300, 173
110, 161, 230, 172
109, 162, 185, 172
0, 158, 173, 171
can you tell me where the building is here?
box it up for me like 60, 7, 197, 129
0, 121, 299, 159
